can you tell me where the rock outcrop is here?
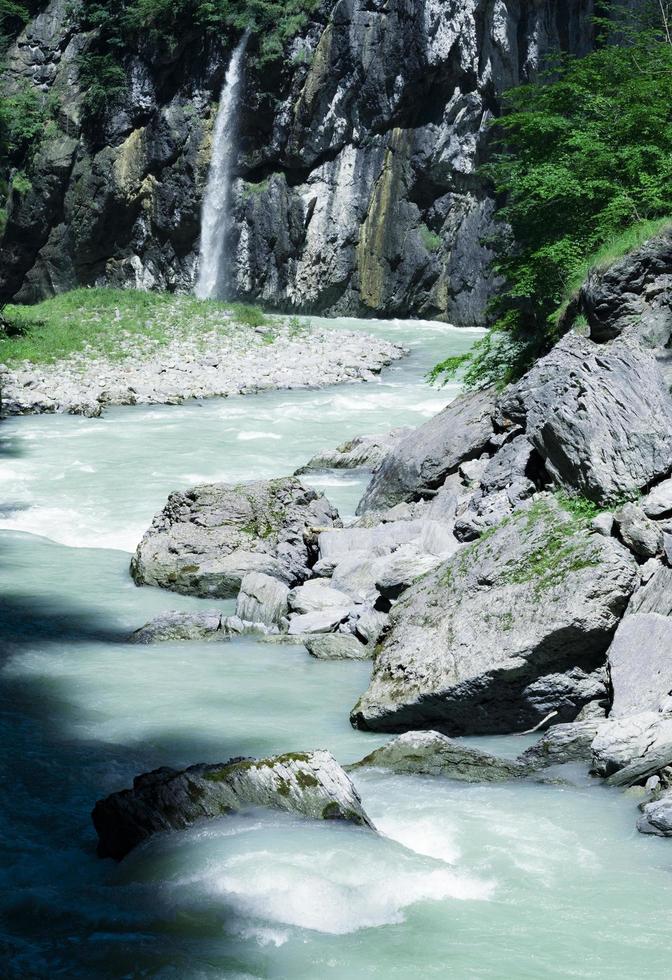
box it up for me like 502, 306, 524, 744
130, 478, 338, 597
92, 750, 374, 859
351, 730, 529, 781
351, 496, 638, 734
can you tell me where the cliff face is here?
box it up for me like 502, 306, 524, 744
1, 0, 595, 322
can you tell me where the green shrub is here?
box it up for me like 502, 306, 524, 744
419, 223, 442, 253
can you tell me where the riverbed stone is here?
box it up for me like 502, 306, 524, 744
92, 749, 375, 859
288, 578, 353, 614
130, 478, 338, 597
287, 606, 352, 635
638, 791, 672, 836
356, 388, 496, 513
498, 334, 672, 505
304, 634, 372, 660
350, 495, 638, 735
130, 610, 230, 643
591, 712, 672, 779
235, 572, 290, 625
295, 428, 411, 474
520, 720, 605, 768
351, 730, 529, 780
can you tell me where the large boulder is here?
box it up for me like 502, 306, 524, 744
498, 334, 672, 505
356, 389, 496, 514
92, 750, 374, 860
350, 496, 638, 735
130, 478, 338, 597
235, 572, 290, 625
295, 428, 411, 474
350, 730, 529, 781
607, 614, 672, 718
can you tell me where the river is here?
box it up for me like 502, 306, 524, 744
1, 316, 671, 979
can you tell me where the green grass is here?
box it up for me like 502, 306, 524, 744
419, 224, 442, 253
559, 216, 672, 317
0, 288, 269, 366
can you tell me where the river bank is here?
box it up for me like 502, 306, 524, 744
0, 294, 405, 416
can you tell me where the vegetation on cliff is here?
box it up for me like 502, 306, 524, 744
432, 7, 672, 389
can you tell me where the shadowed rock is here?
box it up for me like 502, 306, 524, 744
92, 750, 375, 860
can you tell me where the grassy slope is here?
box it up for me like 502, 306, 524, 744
0, 289, 270, 366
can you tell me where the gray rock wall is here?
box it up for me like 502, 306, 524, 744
1, 0, 596, 321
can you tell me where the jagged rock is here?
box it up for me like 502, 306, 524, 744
294, 429, 411, 474
591, 512, 614, 536
352, 606, 389, 646
304, 634, 372, 660
520, 667, 607, 721
607, 614, 672, 717
236, 572, 290, 625
356, 389, 496, 513
288, 578, 353, 614
287, 606, 352, 635
520, 720, 605, 767
351, 730, 529, 781
641, 478, 672, 518
130, 610, 230, 643
350, 496, 638, 735
374, 549, 444, 599
614, 503, 662, 559
92, 750, 375, 859
638, 791, 672, 836
591, 712, 672, 779
575, 699, 608, 721
130, 478, 338, 597
498, 334, 672, 505
627, 565, 672, 616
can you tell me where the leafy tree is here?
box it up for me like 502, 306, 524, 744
432, 7, 672, 389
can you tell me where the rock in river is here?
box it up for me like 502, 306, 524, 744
351, 730, 529, 781
350, 496, 638, 735
92, 750, 374, 859
130, 478, 338, 597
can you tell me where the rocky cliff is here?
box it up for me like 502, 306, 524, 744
0, 0, 596, 321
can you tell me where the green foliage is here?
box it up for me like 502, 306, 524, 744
0, 288, 270, 364
432, 10, 672, 390
419, 223, 442, 253
78, 53, 127, 120
0, 79, 49, 215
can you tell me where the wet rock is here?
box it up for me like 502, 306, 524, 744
351, 496, 638, 735
614, 503, 662, 559
129, 610, 230, 643
351, 730, 529, 781
304, 634, 372, 660
92, 750, 375, 860
235, 572, 290, 626
520, 720, 605, 768
288, 578, 353, 614
638, 791, 672, 836
356, 389, 496, 513
607, 614, 672, 717
498, 334, 672, 505
295, 428, 411, 474
130, 478, 338, 597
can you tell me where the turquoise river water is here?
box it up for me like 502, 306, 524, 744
0, 316, 671, 979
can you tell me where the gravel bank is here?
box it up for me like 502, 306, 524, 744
1, 319, 406, 417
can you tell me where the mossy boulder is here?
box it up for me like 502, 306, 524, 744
350, 495, 638, 735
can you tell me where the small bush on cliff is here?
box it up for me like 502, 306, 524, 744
431, 8, 672, 389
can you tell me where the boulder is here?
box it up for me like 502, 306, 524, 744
130, 478, 338, 597
288, 578, 353, 614
92, 750, 374, 859
614, 503, 662, 559
638, 791, 672, 836
519, 720, 605, 768
350, 730, 529, 781
607, 614, 672, 717
130, 610, 230, 643
627, 565, 672, 616
374, 549, 444, 599
287, 606, 352, 635
295, 428, 411, 473
356, 389, 496, 513
591, 712, 672, 779
352, 606, 389, 646
304, 634, 372, 660
350, 496, 638, 735
519, 666, 607, 721
498, 334, 672, 505
236, 572, 289, 625
641, 478, 672, 519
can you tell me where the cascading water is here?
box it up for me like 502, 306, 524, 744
195, 34, 249, 300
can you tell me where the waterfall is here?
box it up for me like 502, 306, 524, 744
195, 34, 249, 300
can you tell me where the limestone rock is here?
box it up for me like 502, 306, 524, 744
627, 565, 672, 616
288, 578, 353, 614
92, 750, 375, 859
614, 503, 662, 559
520, 720, 605, 768
351, 730, 529, 781
304, 634, 372, 660
638, 791, 672, 836
236, 572, 289, 625
498, 334, 672, 505
356, 389, 496, 513
642, 478, 672, 518
607, 614, 672, 717
287, 606, 352, 635
353, 606, 389, 646
351, 496, 638, 735
374, 549, 444, 599
130, 478, 338, 597
130, 610, 230, 643
295, 428, 411, 474
591, 712, 672, 779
